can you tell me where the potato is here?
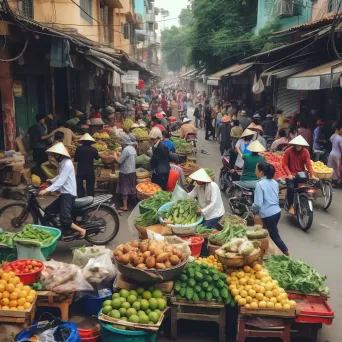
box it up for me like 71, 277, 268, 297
156, 252, 169, 263
116, 245, 124, 252
131, 240, 139, 248
140, 243, 148, 253
133, 255, 144, 266
154, 248, 163, 257
129, 252, 137, 263
148, 244, 157, 253
156, 263, 166, 269
120, 253, 130, 265
114, 250, 123, 258
172, 248, 182, 259
143, 251, 151, 258
164, 260, 172, 268
170, 255, 180, 265
123, 244, 131, 254
136, 263, 147, 270
146, 256, 156, 269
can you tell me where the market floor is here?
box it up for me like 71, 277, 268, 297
0, 108, 341, 341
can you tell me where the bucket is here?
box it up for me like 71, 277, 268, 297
181, 235, 204, 257
82, 289, 112, 316
100, 322, 157, 342
79, 327, 100, 342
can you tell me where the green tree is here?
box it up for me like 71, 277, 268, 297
179, 7, 193, 27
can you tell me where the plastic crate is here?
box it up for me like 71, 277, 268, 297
100, 322, 157, 342
288, 294, 334, 325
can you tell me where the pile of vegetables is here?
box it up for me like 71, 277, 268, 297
264, 255, 329, 295
227, 264, 297, 309
174, 262, 234, 305
4, 259, 43, 275
209, 221, 246, 246
261, 152, 287, 179
93, 132, 109, 139
171, 137, 192, 154
132, 128, 149, 139
219, 214, 246, 227
137, 182, 161, 194
216, 237, 260, 257
246, 225, 269, 240
195, 255, 223, 272
93, 141, 108, 152
134, 210, 159, 227
161, 199, 200, 225
123, 119, 134, 130
139, 191, 172, 211
204, 168, 215, 179
114, 239, 185, 270
196, 225, 212, 236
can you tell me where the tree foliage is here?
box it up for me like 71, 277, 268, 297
179, 7, 193, 27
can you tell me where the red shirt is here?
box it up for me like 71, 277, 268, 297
282, 146, 313, 177
154, 124, 166, 132
160, 98, 168, 112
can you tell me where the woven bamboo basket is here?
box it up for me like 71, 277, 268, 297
136, 169, 150, 179
313, 169, 333, 179
136, 177, 151, 184
215, 248, 261, 267
218, 215, 247, 229
179, 162, 200, 176
136, 183, 162, 200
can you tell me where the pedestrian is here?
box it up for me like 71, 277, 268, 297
160, 94, 168, 113
48, 120, 80, 148
204, 100, 215, 140
151, 116, 166, 132
149, 128, 170, 190
262, 114, 278, 138
116, 135, 137, 211
74, 133, 99, 198
161, 131, 176, 153
170, 96, 179, 120
270, 129, 288, 152
313, 120, 326, 151
235, 128, 255, 169
327, 121, 342, 187
217, 116, 231, 156
230, 120, 243, 140
188, 168, 225, 228
193, 104, 202, 128
156, 112, 168, 128
239, 110, 250, 130
180, 117, 197, 139
252, 161, 290, 255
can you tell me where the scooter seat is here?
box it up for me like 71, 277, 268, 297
234, 181, 256, 190
74, 196, 94, 208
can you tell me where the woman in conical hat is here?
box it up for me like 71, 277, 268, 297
235, 128, 255, 169
188, 168, 225, 228
74, 133, 99, 198
39, 142, 86, 238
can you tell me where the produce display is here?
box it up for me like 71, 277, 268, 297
93, 141, 108, 152
161, 199, 201, 225
123, 119, 134, 130
101, 287, 167, 324
174, 262, 234, 305
216, 237, 259, 257
209, 221, 246, 246
0, 225, 55, 247
114, 239, 186, 270
136, 182, 161, 194
204, 168, 215, 179
3, 259, 43, 275
219, 214, 246, 228
93, 132, 109, 140
195, 255, 223, 272
265, 255, 329, 295
311, 160, 333, 174
134, 210, 159, 227
196, 225, 212, 236
139, 191, 172, 211
227, 264, 296, 309
171, 137, 192, 154
262, 152, 287, 179
132, 128, 149, 139
246, 225, 269, 240
99, 148, 122, 161
0, 269, 37, 310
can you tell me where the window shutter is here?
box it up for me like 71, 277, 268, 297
22, 0, 33, 19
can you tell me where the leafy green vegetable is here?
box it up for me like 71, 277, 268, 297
209, 219, 247, 246
140, 191, 172, 211
134, 210, 159, 227
265, 255, 329, 295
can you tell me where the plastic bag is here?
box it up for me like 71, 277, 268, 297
82, 252, 117, 284
72, 246, 110, 268
164, 235, 191, 260
16, 242, 46, 261
41, 259, 93, 293
127, 204, 140, 240
172, 184, 190, 202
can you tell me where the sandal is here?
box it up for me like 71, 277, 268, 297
120, 207, 130, 211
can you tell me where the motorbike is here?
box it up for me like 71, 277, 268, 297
186, 133, 197, 155
0, 185, 120, 245
218, 154, 241, 193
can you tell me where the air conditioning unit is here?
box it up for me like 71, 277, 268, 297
274, 0, 293, 17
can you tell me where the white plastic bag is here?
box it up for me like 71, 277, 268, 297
172, 184, 190, 202
164, 235, 191, 260
128, 204, 140, 240
82, 252, 117, 284
72, 246, 110, 268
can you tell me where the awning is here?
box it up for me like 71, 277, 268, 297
98, 57, 124, 74
180, 69, 196, 78
261, 61, 311, 79
103, 0, 123, 8
86, 56, 124, 75
287, 60, 342, 90
208, 63, 253, 82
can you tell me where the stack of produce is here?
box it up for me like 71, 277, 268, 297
219, 214, 246, 229
99, 147, 122, 162
93, 141, 108, 152
134, 210, 159, 228
114, 239, 185, 270
93, 132, 109, 140
171, 137, 192, 154
174, 262, 234, 305
196, 225, 212, 236
265, 255, 329, 295
101, 287, 167, 324
123, 119, 134, 130
0, 269, 37, 310
311, 160, 333, 178
216, 237, 260, 257
246, 225, 269, 240
209, 220, 247, 246
161, 199, 200, 225
136, 183, 161, 195
179, 162, 200, 176
262, 152, 287, 179
196, 255, 223, 272
132, 128, 149, 140
227, 264, 297, 309
139, 191, 172, 211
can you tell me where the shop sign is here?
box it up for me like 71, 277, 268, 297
13, 81, 23, 97
121, 70, 139, 85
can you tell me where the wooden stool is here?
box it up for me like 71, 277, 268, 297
170, 298, 226, 342
36, 291, 74, 321
237, 314, 293, 342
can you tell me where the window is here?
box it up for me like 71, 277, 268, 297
80, 0, 93, 24
21, 0, 33, 19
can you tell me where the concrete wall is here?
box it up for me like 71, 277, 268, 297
312, 0, 328, 21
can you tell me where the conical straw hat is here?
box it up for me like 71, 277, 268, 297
189, 168, 212, 183
79, 133, 95, 142
247, 123, 257, 130
254, 125, 263, 132
240, 128, 255, 138
46, 142, 71, 158
247, 140, 266, 153
289, 135, 309, 147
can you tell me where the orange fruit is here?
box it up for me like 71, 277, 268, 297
8, 272, 15, 279
1, 298, 9, 306
9, 300, 17, 307
0, 284, 5, 293
10, 307, 17, 310
2, 291, 10, 299
9, 292, 18, 300
16, 283, 24, 290
22, 286, 31, 292
0, 293, 2, 300
13, 277, 21, 285
18, 291, 28, 299
0, 269, 3, 276
1, 273, 9, 282
17, 298, 26, 306
29, 290, 36, 298
23, 302, 31, 310
1, 306, 9, 310
5, 284, 15, 293
17, 305, 24, 310
0, 279, 6, 286
26, 295, 34, 303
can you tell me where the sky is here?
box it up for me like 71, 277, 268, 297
154, 0, 187, 31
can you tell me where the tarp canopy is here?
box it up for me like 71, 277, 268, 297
261, 61, 310, 79
287, 60, 342, 90
207, 63, 253, 83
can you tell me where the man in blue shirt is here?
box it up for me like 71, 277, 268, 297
161, 131, 175, 152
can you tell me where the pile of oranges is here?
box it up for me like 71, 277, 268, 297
196, 255, 223, 272
0, 269, 36, 311
137, 183, 161, 194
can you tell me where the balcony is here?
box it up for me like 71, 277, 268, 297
145, 13, 155, 22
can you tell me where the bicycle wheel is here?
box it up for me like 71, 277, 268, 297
84, 204, 119, 245
219, 169, 228, 192
0, 203, 37, 232
296, 196, 313, 232
322, 181, 333, 210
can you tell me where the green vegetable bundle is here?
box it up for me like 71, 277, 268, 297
163, 199, 200, 225
134, 210, 159, 227
265, 255, 329, 295
174, 262, 234, 306
196, 225, 212, 235
122, 119, 134, 130
15, 225, 55, 245
140, 191, 172, 211
171, 137, 192, 154
209, 221, 246, 246
0, 232, 15, 247
132, 128, 149, 139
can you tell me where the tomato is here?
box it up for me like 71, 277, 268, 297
34, 267, 40, 271
31, 261, 37, 267
23, 268, 29, 273
27, 265, 33, 270
26, 260, 32, 266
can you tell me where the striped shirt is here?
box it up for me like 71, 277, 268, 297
117, 145, 136, 174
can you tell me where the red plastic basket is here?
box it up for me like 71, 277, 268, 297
3, 259, 44, 285
181, 235, 204, 257
288, 293, 335, 325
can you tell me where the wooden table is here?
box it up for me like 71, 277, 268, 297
170, 298, 226, 342
36, 291, 74, 321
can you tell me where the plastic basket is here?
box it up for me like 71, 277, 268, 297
82, 289, 112, 316
3, 259, 44, 285
34, 225, 61, 259
99, 322, 157, 342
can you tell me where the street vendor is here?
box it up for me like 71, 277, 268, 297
188, 168, 225, 228
74, 133, 99, 198
116, 135, 137, 211
180, 117, 196, 139
235, 128, 255, 169
149, 127, 170, 190
282, 135, 317, 215
39, 143, 86, 238
47, 120, 80, 148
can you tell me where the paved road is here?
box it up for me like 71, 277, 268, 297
0, 108, 340, 341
